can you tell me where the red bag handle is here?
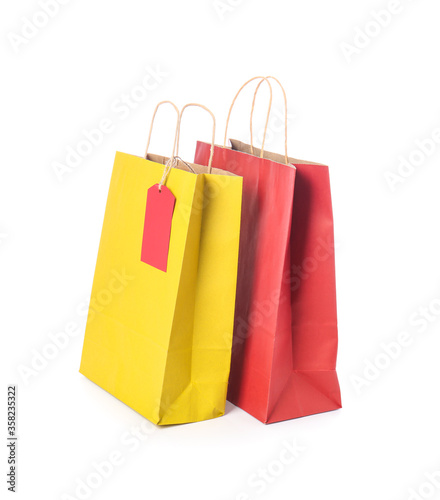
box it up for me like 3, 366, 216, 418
250, 76, 289, 164
223, 76, 273, 154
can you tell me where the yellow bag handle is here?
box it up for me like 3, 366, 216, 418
175, 103, 216, 173
144, 100, 180, 160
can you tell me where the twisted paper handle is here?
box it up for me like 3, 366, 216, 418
175, 103, 216, 173
250, 76, 288, 164
144, 100, 181, 191
224, 76, 273, 154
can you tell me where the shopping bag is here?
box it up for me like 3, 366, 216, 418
194, 77, 341, 423
80, 102, 243, 425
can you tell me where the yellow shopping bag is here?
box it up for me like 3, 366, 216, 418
80, 102, 243, 425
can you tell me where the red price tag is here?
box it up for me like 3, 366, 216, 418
141, 184, 176, 272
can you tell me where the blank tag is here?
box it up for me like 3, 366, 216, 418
141, 184, 176, 272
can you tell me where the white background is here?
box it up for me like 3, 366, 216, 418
2, 0, 440, 499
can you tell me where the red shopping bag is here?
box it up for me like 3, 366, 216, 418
194, 76, 341, 423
